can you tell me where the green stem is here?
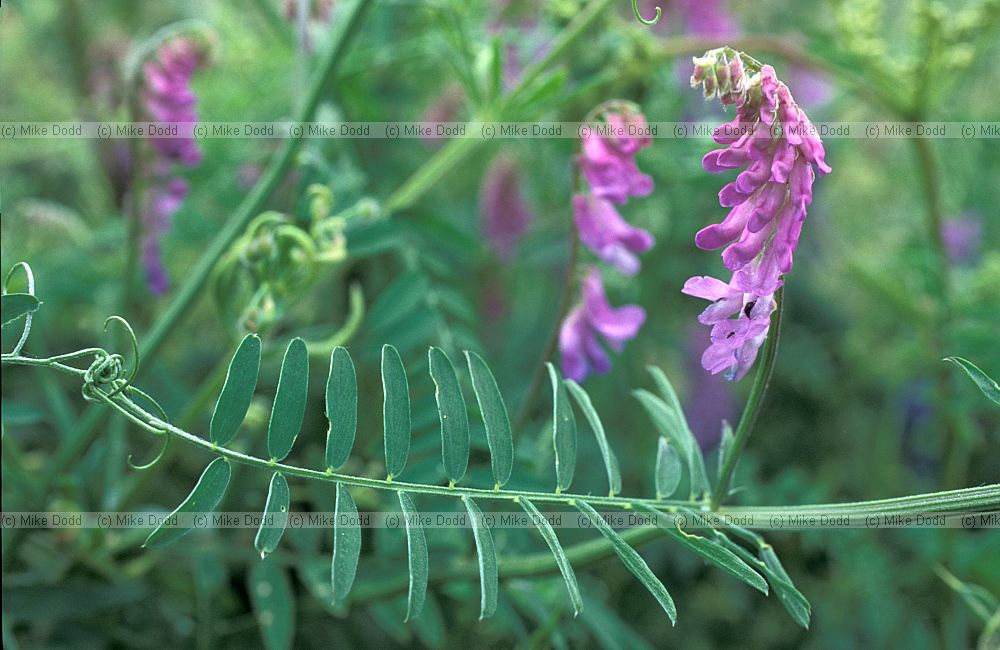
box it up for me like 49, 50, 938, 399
381, 0, 616, 215
138, 0, 371, 369
712, 287, 784, 510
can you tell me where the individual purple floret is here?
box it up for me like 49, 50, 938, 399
682, 275, 775, 381
573, 193, 654, 276
560, 268, 646, 382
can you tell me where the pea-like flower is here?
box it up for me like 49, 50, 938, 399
682, 275, 775, 381
560, 268, 646, 382
578, 108, 654, 204
572, 193, 654, 276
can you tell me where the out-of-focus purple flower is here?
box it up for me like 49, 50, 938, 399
578, 107, 654, 204
142, 38, 205, 166
139, 36, 207, 294
141, 177, 189, 296
675, 0, 739, 37
283, 0, 334, 53
421, 83, 464, 148
941, 213, 983, 266
684, 51, 830, 379
560, 268, 646, 382
238, 163, 263, 190
683, 324, 736, 449
480, 156, 534, 259
786, 67, 834, 109
682, 275, 776, 381
573, 193, 654, 275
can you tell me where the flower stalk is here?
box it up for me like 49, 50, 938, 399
712, 287, 783, 510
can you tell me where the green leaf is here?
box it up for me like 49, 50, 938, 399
646, 367, 711, 497
633, 389, 710, 500
463, 497, 498, 619
267, 338, 309, 462
325, 346, 357, 470
397, 491, 428, 621
634, 505, 767, 594
331, 483, 361, 605
717, 420, 735, 483
210, 334, 261, 447
428, 347, 470, 484
249, 559, 295, 650
945, 357, 1000, 406
255, 472, 290, 559
760, 545, 811, 629
465, 350, 513, 488
519, 497, 583, 616
144, 458, 231, 547
381, 344, 411, 479
574, 501, 676, 624
655, 438, 682, 500
546, 363, 577, 493
1, 293, 40, 327
565, 380, 621, 496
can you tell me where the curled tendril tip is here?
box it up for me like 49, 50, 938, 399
128, 434, 170, 471
102, 315, 139, 397
4, 262, 37, 356
632, 0, 662, 26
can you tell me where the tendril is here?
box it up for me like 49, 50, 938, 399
632, 0, 662, 26
102, 316, 139, 397
4, 262, 36, 356
128, 433, 170, 471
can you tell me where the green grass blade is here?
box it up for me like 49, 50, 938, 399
519, 497, 582, 616
1, 293, 40, 326
655, 437, 682, 500
249, 558, 295, 650
210, 334, 261, 446
255, 472, 290, 559
463, 496, 498, 619
267, 338, 309, 462
945, 357, 1000, 406
397, 491, 428, 621
465, 350, 513, 488
546, 363, 577, 493
381, 344, 411, 479
144, 457, 231, 547
428, 347, 470, 484
564, 379, 621, 496
574, 500, 676, 624
331, 483, 361, 605
635, 505, 767, 594
325, 346, 358, 471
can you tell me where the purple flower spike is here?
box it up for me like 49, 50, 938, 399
138, 36, 207, 295
685, 49, 830, 379
573, 194, 654, 276
560, 268, 646, 382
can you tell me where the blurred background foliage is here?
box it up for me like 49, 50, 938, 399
1, 0, 999, 647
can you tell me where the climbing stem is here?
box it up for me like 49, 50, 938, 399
712, 287, 784, 510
